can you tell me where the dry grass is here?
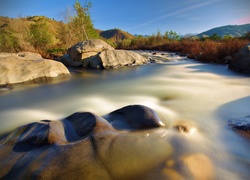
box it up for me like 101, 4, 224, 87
118, 37, 249, 64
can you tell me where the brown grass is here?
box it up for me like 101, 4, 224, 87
118, 37, 249, 64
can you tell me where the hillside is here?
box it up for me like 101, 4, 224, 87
0, 16, 63, 37
197, 24, 250, 38
98, 28, 134, 43
0, 16, 64, 53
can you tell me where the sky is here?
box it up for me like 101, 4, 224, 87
0, 0, 250, 35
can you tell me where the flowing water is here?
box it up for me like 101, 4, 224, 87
1, 51, 250, 179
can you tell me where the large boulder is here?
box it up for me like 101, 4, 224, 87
62, 39, 148, 69
0, 52, 70, 86
67, 39, 114, 62
84, 50, 148, 69
228, 43, 250, 74
0, 105, 172, 179
0, 105, 212, 179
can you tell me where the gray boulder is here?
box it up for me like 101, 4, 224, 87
67, 39, 114, 62
60, 54, 82, 67
63, 39, 148, 69
0, 52, 70, 86
84, 50, 148, 69
229, 43, 250, 74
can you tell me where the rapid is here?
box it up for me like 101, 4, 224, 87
1, 51, 250, 179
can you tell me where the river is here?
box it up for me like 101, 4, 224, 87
0, 51, 250, 179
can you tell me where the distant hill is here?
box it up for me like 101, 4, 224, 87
197, 24, 250, 38
98, 28, 134, 43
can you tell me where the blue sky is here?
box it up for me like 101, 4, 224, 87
0, 0, 249, 35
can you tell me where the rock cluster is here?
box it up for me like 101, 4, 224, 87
0, 105, 212, 179
0, 52, 70, 86
61, 39, 148, 69
0, 105, 169, 179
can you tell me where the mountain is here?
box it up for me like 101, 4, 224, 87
98, 28, 134, 43
197, 24, 250, 38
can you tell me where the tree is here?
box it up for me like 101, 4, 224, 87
59, 1, 99, 47
209, 33, 221, 41
29, 19, 53, 49
164, 30, 180, 40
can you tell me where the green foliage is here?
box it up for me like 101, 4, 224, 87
208, 33, 221, 41
58, 0, 99, 48
117, 30, 180, 50
29, 21, 54, 49
0, 30, 20, 52
0, 1, 99, 57
71, 0, 99, 41
164, 30, 180, 40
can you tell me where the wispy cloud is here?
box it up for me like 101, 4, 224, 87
129, 0, 220, 30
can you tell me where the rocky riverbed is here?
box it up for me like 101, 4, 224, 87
1, 50, 250, 179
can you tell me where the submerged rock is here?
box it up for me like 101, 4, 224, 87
0, 105, 212, 179
0, 52, 70, 86
228, 115, 250, 138
0, 105, 171, 179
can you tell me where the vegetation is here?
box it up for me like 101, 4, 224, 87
0, 0, 249, 64
0, 0, 99, 58
117, 32, 249, 64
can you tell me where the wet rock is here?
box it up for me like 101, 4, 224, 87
173, 121, 197, 134
103, 105, 165, 130
228, 115, 250, 138
0, 105, 172, 179
180, 154, 214, 179
149, 58, 156, 63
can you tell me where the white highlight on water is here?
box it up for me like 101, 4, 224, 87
0, 51, 250, 179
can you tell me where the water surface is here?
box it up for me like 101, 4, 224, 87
1, 51, 250, 179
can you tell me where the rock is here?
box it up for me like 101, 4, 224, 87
103, 105, 165, 130
60, 54, 82, 67
0, 52, 42, 60
64, 39, 147, 69
0, 105, 172, 179
149, 58, 156, 63
180, 154, 214, 179
228, 43, 250, 74
173, 120, 197, 134
228, 115, 250, 138
0, 52, 70, 86
223, 55, 233, 64
67, 39, 114, 62
85, 50, 148, 69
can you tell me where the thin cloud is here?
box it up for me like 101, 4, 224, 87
128, 0, 220, 30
